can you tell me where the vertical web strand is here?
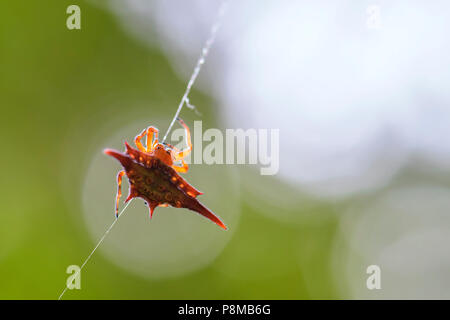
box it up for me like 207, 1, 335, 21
58, 1, 228, 300
162, 0, 229, 142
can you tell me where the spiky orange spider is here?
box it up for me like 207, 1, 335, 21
103, 118, 227, 230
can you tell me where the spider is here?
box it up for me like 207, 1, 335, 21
104, 118, 227, 230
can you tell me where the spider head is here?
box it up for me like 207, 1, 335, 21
153, 142, 174, 165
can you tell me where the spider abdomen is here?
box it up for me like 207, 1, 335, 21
104, 143, 226, 230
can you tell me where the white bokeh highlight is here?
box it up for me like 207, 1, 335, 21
335, 186, 450, 299
105, 0, 450, 198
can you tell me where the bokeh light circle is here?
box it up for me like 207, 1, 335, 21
333, 186, 450, 299
81, 119, 240, 279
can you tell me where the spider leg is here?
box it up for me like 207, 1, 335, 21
146, 126, 159, 152
172, 158, 189, 173
135, 126, 159, 152
134, 129, 148, 152
174, 118, 192, 161
115, 170, 126, 218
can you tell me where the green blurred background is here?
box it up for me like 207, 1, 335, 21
0, 0, 342, 299
4, 0, 448, 300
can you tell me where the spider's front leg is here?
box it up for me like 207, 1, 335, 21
135, 126, 159, 152
174, 118, 192, 161
173, 159, 189, 173
115, 170, 125, 218
167, 143, 189, 173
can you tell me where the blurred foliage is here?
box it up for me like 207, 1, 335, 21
0, 0, 342, 299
